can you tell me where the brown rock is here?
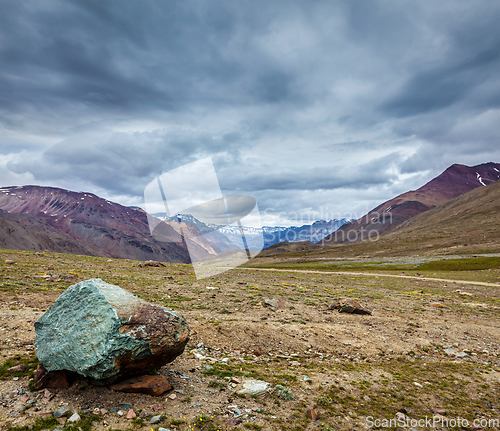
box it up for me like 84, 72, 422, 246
262, 298, 286, 310
230, 377, 242, 384
329, 299, 372, 315
306, 408, 318, 420
8, 364, 27, 372
143, 260, 166, 267
125, 409, 136, 419
153, 405, 164, 412
108, 375, 172, 396
430, 408, 446, 415
21, 340, 33, 345
34, 363, 69, 389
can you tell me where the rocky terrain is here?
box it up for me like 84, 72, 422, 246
0, 249, 499, 431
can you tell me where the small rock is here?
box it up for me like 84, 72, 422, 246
228, 418, 242, 426
53, 407, 69, 418
487, 400, 493, 409
109, 375, 172, 396
109, 408, 118, 413
430, 408, 446, 415
118, 403, 132, 410
262, 298, 286, 310
117, 410, 124, 416
158, 428, 171, 431
413, 382, 423, 388
140, 410, 150, 418
306, 408, 318, 420
234, 379, 270, 398
5, 260, 16, 264
153, 405, 164, 412
8, 364, 27, 372
167, 393, 177, 400
34, 364, 69, 390
150, 414, 163, 424
203, 365, 214, 371
125, 409, 136, 419
230, 377, 241, 384
143, 260, 166, 267
329, 299, 372, 315
43, 389, 53, 400
67, 412, 81, 422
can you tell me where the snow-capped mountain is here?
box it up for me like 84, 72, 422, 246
153, 213, 350, 250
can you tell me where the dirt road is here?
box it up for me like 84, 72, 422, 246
240, 266, 500, 287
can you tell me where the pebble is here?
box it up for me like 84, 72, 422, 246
150, 414, 163, 424
67, 412, 81, 422
125, 409, 136, 419
167, 393, 177, 400
118, 403, 132, 410
53, 407, 68, 418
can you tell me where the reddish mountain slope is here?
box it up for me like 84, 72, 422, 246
0, 185, 218, 262
322, 162, 500, 245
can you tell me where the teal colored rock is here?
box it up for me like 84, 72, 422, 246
34, 279, 189, 384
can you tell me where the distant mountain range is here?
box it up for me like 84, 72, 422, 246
155, 213, 350, 249
0, 185, 348, 261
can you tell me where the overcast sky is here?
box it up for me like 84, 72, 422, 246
1, 0, 499, 226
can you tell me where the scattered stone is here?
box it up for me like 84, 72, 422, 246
109, 375, 172, 396
430, 408, 446, 415
21, 340, 33, 345
413, 382, 423, 388
203, 365, 214, 371
53, 407, 69, 418
150, 414, 163, 424
34, 278, 190, 384
153, 405, 164, 412
234, 379, 270, 398
167, 393, 177, 400
126, 409, 136, 419
5, 259, 16, 264
109, 408, 118, 413
228, 418, 242, 426
67, 412, 81, 423
329, 299, 372, 315
230, 377, 241, 384
487, 401, 493, 409
143, 260, 166, 267
118, 403, 132, 410
8, 364, 27, 372
306, 408, 318, 420
34, 364, 69, 390
262, 298, 286, 310
117, 410, 124, 416
158, 428, 171, 431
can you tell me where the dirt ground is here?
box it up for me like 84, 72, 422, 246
0, 250, 499, 431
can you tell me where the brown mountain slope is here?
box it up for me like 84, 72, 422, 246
322, 162, 500, 245
303, 178, 500, 258
0, 185, 219, 262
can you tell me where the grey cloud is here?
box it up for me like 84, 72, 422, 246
1, 0, 499, 224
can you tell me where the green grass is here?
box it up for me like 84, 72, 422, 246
0, 354, 39, 380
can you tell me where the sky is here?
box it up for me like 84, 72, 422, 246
1, 0, 499, 227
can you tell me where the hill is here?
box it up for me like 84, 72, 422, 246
322, 162, 500, 245
0, 185, 220, 263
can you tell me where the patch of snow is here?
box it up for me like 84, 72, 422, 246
476, 172, 486, 186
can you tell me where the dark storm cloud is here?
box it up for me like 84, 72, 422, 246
1, 0, 500, 223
